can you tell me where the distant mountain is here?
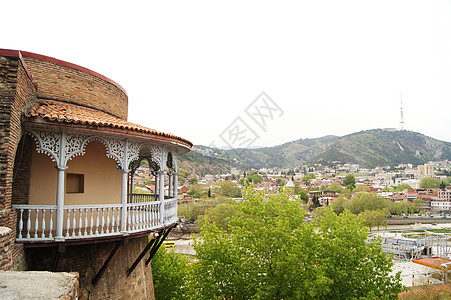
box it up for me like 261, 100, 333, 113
177, 149, 239, 176
179, 130, 451, 173
310, 129, 451, 168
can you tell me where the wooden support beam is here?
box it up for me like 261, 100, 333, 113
126, 238, 156, 277
52, 244, 65, 272
92, 241, 122, 286
145, 225, 175, 266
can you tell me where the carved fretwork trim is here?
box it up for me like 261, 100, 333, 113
27, 130, 60, 163
27, 129, 163, 169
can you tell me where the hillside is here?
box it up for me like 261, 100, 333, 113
180, 130, 451, 173
178, 150, 239, 176
310, 129, 451, 168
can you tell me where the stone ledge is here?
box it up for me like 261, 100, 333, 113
0, 271, 79, 300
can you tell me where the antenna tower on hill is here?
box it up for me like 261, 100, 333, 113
399, 91, 405, 131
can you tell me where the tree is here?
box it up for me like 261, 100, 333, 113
411, 198, 423, 214
354, 184, 370, 193
188, 189, 403, 299
330, 194, 348, 215
327, 182, 343, 193
345, 192, 390, 215
388, 201, 409, 215
343, 174, 356, 188
440, 180, 447, 189
207, 187, 212, 198
197, 201, 242, 233
359, 209, 389, 231
395, 183, 412, 192
302, 173, 315, 185
218, 180, 241, 198
152, 247, 188, 300
420, 177, 440, 189
188, 187, 201, 198
189, 177, 198, 185
251, 173, 263, 184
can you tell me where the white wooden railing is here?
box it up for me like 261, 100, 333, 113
13, 199, 178, 242
130, 193, 156, 203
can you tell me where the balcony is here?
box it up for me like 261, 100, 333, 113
13, 198, 178, 243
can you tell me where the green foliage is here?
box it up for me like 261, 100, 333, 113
420, 177, 441, 189
188, 188, 403, 299
395, 183, 412, 192
354, 184, 370, 192
152, 247, 188, 300
343, 174, 356, 188
327, 182, 343, 193
302, 172, 315, 185
410, 198, 423, 214
189, 177, 198, 185
188, 187, 201, 198
197, 201, 243, 233
251, 173, 263, 184
346, 192, 391, 215
359, 209, 390, 231
299, 190, 309, 203
330, 194, 348, 215
178, 168, 190, 182
217, 180, 242, 198
389, 201, 410, 215
178, 201, 207, 222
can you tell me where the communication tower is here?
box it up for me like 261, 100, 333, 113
400, 91, 405, 131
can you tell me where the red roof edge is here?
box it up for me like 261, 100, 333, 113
0, 49, 38, 89
0, 48, 127, 95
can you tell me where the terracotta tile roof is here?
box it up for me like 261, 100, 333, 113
25, 100, 192, 147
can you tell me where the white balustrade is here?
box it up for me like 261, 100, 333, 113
13, 198, 177, 242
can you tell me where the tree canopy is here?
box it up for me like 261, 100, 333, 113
420, 177, 441, 189
302, 173, 315, 185
188, 188, 403, 299
152, 247, 188, 300
343, 174, 356, 188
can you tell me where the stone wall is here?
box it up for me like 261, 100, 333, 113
23, 54, 128, 120
0, 227, 12, 270
27, 236, 156, 300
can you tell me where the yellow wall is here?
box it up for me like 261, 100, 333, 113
30, 141, 122, 205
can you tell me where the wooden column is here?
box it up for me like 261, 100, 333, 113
55, 165, 68, 240
55, 131, 68, 241
120, 169, 129, 232
159, 170, 165, 225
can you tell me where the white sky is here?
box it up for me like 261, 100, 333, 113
3, 0, 451, 147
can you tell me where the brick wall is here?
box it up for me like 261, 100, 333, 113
23, 56, 128, 120
27, 236, 156, 300
0, 55, 36, 270
12, 135, 32, 206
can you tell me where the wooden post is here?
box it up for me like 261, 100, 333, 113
159, 170, 165, 225
120, 169, 129, 232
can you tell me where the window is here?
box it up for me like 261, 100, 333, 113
66, 173, 84, 193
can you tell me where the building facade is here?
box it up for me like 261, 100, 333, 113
0, 49, 192, 299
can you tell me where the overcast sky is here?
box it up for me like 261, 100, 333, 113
3, 0, 451, 147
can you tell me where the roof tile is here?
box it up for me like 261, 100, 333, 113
25, 100, 192, 147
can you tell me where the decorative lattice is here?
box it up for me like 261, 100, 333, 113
126, 140, 143, 169
27, 130, 61, 163
64, 133, 87, 164
105, 138, 125, 166
149, 144, 163, 168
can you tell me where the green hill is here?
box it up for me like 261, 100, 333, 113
180, 130, 451, 173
